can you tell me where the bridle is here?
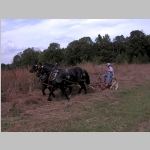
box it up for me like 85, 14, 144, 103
34, 65, 38, 72
33, 63, 44, 74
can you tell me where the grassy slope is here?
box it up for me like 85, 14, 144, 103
2, 81, 150, 132
50, 81, 150, 132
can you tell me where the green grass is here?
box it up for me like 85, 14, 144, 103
53, 81, 150, 132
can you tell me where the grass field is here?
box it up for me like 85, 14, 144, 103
1, 63, 150, 132
57, 82, 150, 132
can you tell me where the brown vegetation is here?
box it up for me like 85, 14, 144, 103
1, 63, 150, 131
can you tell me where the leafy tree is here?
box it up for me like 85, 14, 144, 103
78, 37, 94, 62
21, 47, 41, 67
95, 34, 103, 44
141, 53, 149, 63
12, 52, 22, 68
39, 42, 64, 64
11, 47, 40, 68
38, 49, 48, 62
95, 34, 115, 63
79, 37, 94, 45
113, 35, 126, 55
65, 40, 80, 65
132, 56, 139, 64
145, 35, 150, 57
116, 54, 124, 64
48, 42, 60, 50
137, 53, 142, 64
1, 63, 11, 70
127, 30, 148, 62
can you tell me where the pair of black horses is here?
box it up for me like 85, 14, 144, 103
29, 61, 90, 101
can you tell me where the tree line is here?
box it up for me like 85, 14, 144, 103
1, 30, 150, 70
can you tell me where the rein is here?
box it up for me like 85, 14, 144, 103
38, 74, 53, 87
41, 82, 52, 87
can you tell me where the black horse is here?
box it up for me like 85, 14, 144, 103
29, 62, 71, 100
29, 61, 90, 101
29, 64, 54, 97
36, 72, 55, 97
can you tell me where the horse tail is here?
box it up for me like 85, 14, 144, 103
83, 69, 90, 85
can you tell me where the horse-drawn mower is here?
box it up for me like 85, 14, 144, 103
88, 74, 118, 91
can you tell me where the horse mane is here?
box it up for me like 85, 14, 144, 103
43, 63, 55, 67
43, 63, 60, 72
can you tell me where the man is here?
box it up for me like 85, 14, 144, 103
103, 63, 114, 87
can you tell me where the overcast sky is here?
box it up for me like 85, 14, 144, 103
1, 19, 150, 64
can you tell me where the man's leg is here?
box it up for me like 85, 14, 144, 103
107, 74, 111, 85
103, 74, 108, 83
105, 74, 111, 87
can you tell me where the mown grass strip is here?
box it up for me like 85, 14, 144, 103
58, 81, 150, 132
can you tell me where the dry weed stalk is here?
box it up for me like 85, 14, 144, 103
1, 68, 39, 101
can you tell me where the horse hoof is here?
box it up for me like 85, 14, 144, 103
52, 95, 55, 98
48, 97, 52, 101
67, 97, 70, 101
68, 94, 72, 99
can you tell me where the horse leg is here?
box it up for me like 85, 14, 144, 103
60, 86, 70, 100
47, 87, 55, 101
67, 86, 72, 99
48, 86, 55, 97
42, 84, 46, 96
78, 82, 87, 94
82, 83, 87, 94
42, 84, 55, 97
78, 81, 83, 94
78, 86, 82, 94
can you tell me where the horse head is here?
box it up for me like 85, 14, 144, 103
29, 61, 43, 73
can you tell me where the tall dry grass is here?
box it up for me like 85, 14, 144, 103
1, 67, 39, 101
2, 62, 150, 102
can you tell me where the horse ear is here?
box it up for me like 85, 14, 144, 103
39, 62, 42, 65
35, 61, 38, 64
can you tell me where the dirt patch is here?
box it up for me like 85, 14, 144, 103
132, 121, 150, 132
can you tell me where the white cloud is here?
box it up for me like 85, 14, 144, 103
1, 54, 13, 64
1, 19, 7, 27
